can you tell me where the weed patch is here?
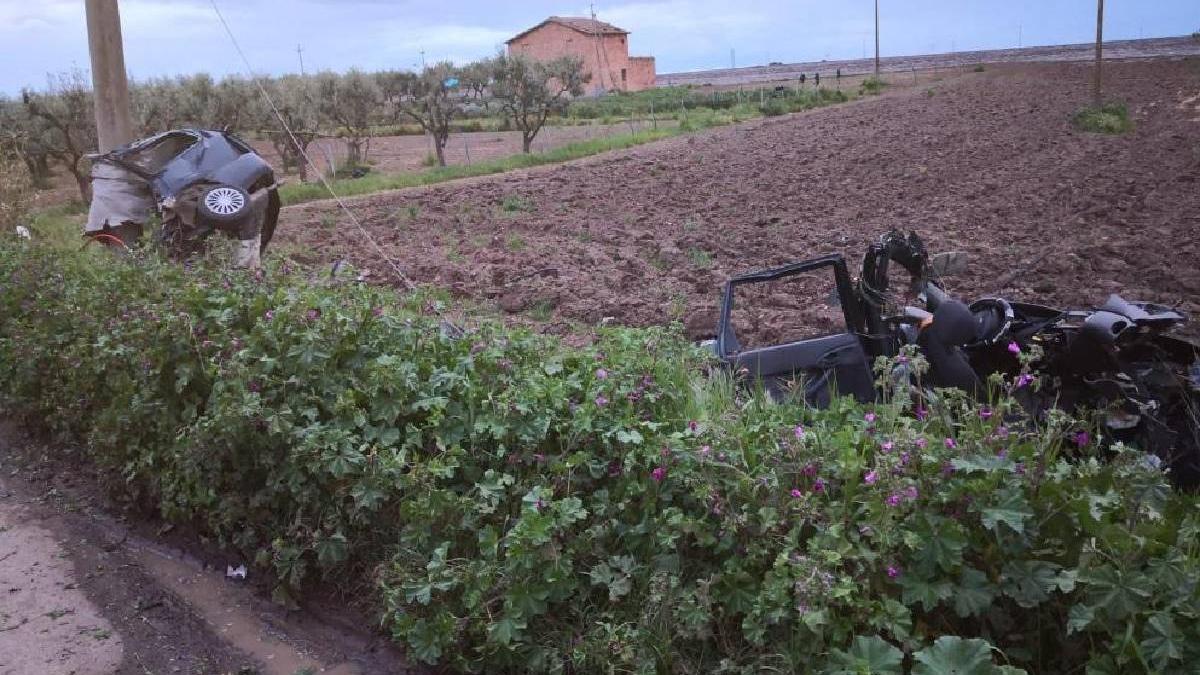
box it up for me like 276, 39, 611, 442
1073, 103, 1134, 134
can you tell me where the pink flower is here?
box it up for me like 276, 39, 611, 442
904, 485, 919, 500
864, 470, 879, 485
996, 448, 1008, 459
1008, 341, 1021, 355
699, 445, 712, 457
944, 438, 957, 450
1073, 431, 1090, 447
1016, 373, 1035, 388
305, 308, 321, 321
813, 478, 827, 493
802, 462, 819, 477
941, 461, 955, 476
790, 488, 804, 498
864, 412, 877, 424
887, 565, 901, 579
688, 420, 698, 432
900, 451, 911, 466
915, 406, 929, 421
594, 395, 608, 407
651, 466, 667, 482
794, 425, 805, 440
372, 306, 384, 317
979, 407, 993, 420
880, 440, 894, 453
595, 368, 608, 380
993, 426, 1010, 440
886, 494, 901, 507
914, 438, 928, 450
1014, 462, 1026, 476
263, 310, 275, 321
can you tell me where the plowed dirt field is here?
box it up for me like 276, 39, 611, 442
281, 59, 1200, 340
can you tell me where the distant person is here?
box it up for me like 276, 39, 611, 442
800, 73, 807, 85
815, 72, 821, 86
836, 68, 842, 80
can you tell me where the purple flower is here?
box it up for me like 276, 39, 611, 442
904, 485, 919, 500
886, 565, 902, 579
794, 425, 805, 440
305, 308, 321, 321
864, 412, 877, 424
886, 494, 901, 507
944, 438, 957, 450
996, 448, 1008, 459
914, 438, 928, 450
1014, 462, 1026, 476
942, 461, 956, 476
660, 446, 671, 458
915, 406, 929, 421
802, 462, 819, 477
1008, 341, 1021, 355
247, 380, 262, 393
688, 420, 698, 433
813, 478, 827, 493
900, 451, 911, 466
979, 407, 993, 420
263, 310, 275, 321
993, 426, 1010, 440
897, 355, 909, 364
1073, 431, 1091, 447
864, 470, 879, 485
880, 440, 894, 453
608, 459, 623, 477
791, 488, 804, 498
372, 306, 384, 318
651, 466, 667, 482
594, 395, 609, 407
699, 445, 712, 457
717, 452, 727, 461
595, 368, 609, 380
1016, 373, 1035, 388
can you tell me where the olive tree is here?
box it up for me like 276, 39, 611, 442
316, 69, 380, 168
490, 54, 589, 153
20, 70, 97, 202
263, 75, 321, 181
393, 63, 468, 167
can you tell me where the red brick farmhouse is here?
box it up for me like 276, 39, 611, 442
506, 16, 657, 94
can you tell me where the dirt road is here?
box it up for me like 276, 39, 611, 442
0, 423, 410, 675
279, 58, 1200, 341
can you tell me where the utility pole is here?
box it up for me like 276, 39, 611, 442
85, 0, 134, 153
1094, 0, 1104, 106
420, 49, 426, 69
731, 48, 736, 69
297, 43, 306, 76
874, 0, 880, 76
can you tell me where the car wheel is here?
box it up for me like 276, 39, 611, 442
199, 184, 250, 223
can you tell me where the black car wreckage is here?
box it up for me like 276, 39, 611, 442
85, 129, 280, 265
715, 230, 1200, 488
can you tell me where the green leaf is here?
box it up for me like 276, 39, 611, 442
826, 635, 904, 675
979, 489, 1033, 535
615, 428, 643, 445
953, 568, 998, 618
1000, 560, 1066, 608
912, 636, 996, 675
315, 531, 348, 565
898, 575, 953, 612
1067, 604, 1095, 635
487, 615, 527, 646
1141, 613, 1184, 671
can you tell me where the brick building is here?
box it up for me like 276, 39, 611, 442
506, 16, 657, 94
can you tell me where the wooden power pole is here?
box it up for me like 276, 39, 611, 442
86, 0, 135, 153
874, 0, 881, 77
1093, 0, 1104, 106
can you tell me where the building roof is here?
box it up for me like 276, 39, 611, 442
506, 16, 629, 44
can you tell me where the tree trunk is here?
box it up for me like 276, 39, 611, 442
346, 138, 362, 168
70, 160, 93, 204
522, 133, 533, 154
434, 137, 447, 167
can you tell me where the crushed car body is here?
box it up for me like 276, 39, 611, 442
86, 129, 280, 266
716, 230, 1200, 488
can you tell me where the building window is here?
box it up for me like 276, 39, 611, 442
621, 68, 627, 82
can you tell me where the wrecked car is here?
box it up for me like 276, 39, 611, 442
86, 129, 280, 266
716, 230, 1200, 487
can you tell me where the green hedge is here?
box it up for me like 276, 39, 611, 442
1, 240, 1198, 674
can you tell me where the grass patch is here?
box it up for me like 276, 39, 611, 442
687, 247, 713, 268
860, 77, 887, 95
280, 129, 679, 206
504, 233, 527, 252
1073, 103, 1134, 134
973, 64, 987, 73
500, 195, 535, 213
24, 201, 88, 249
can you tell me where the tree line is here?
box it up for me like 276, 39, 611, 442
0, 54, 589, 202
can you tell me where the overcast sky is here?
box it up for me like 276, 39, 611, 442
1, 0, 1196, 94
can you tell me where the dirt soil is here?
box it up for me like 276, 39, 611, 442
0, 422, 412, 675
279, 59, 1200, 343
